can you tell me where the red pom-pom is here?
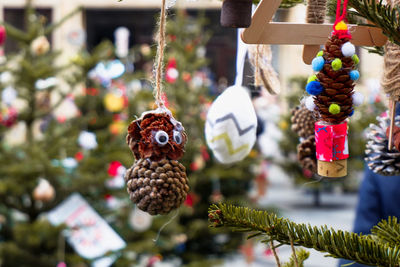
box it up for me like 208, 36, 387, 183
108, 161, 122, 176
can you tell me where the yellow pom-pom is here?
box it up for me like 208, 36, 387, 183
335, 21, 348, 31
317, 51, 324, 57
329, 103, 341, 115
307, 74, 317, 84
104, 93, 124, 112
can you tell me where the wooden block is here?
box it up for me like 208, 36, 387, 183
303, 45, 321, 65
317, 159, 347, 178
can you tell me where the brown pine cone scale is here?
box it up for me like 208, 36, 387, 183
125, 158, 189, 215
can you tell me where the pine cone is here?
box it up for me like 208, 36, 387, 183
386, 125, 400, 151
125, 158, 189, 215
365, 115, 400, 176
297, 135, 317, 172
291, 105, 315, 138
314, 35, 355, 124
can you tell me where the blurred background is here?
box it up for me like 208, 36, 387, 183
0, 0, 387, 266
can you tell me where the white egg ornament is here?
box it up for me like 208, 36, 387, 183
205, 86, 257, 164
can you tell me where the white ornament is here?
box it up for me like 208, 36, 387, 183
106, 166, 126, 189
35, 77, 58, 90
129, 208, 152, 232
353, 91, 364, 106
33, 178, 55, 202
341, 42, 356, 57
0, 72, 12, 85
2, 86, 17, 105
31, 36, 50, 56
61, 157, 78, 169
205, 85, 257, 164
304, 96, 316, 111
114, 27, 130, 58
78, 131, 98, 150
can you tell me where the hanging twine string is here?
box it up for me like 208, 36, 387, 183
382, 0, 400, 99
154, 0, 167, 108
306, 0, 327, 24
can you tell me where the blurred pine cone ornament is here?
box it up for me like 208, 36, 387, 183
125, 158, 189, 215
291, 105, 315, 138
365, 115, 400, 176
297, 135, 317, 173
125, 108, 188, 215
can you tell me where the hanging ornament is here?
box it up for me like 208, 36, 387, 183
291, 105, 315, 138
0, 106, 18, 127
114, 27, 130, 58
220, 0, 253, 28
248, 44, 280, 95
1, 86, 17, 106
104, 92, 125, 113
106, 161, 126, 189
365, 115, 400, 176
165, 58, 179, 84
33, 178, 55, 202
78, 131, 98, 150
0, 26, 6, 46
61, 157, 78, 174
30, 36, 50, 56
304, 0, 360, 177
205, 85, 257, 164
297, 135, 317, 173
125, 0, 189, 216
291, 105, 317, 173
129, 207, 153, 232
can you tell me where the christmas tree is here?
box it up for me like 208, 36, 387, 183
0, 5, 260, 266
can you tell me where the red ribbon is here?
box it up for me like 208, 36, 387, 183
333, 0, 352, 39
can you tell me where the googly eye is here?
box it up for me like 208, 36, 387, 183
155, 130, 169, 146
174, 122, 183, 131
173, 130, 182, 144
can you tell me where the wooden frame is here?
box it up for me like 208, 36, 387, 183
241, 0, 388, 64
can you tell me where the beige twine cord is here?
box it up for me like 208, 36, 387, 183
154, 0, 167, 108
382, 0, 400, 99
306, 0, 327, 24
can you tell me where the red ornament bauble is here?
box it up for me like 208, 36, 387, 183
0, 26, 6, 46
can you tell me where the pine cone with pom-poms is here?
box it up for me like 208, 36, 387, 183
291, 106, 315, 138
125, 158, 189, 215
315, 35, 355, 123
306, 22, 361, 124
365, 115, 400, 176
297, 135, 317, 172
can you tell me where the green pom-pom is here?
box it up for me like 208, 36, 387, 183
317, 50, 324, 57
331, 58, 342, 71
307, 74, 317, 84
329, 103, 341, 114
352, 54, 360, 64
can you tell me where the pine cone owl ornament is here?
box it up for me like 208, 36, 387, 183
125, 108, 189, 215
365, 115, 400, 176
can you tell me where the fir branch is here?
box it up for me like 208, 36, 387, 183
283, 248, 310, 267
372, 217, 400, 248
348, 0, 400, 46
209, 204, 400, 267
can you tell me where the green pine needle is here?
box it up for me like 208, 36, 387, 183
209, 204, 400, 266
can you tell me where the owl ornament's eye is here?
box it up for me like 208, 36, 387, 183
154, 130, 169, 146
173, 130, 182, 144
